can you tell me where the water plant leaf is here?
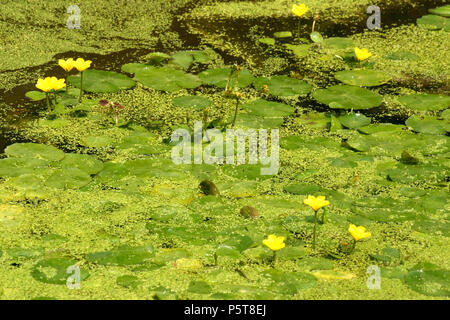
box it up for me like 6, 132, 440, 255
338, 113, 371, 129
144, 52, 171, 65
5, 143, 65, 161
198, 68, 254, 88
116, 275, 140, 289
188, 281, 212, 294
81, 135, 114, 148
86, 244, 155, 266
134, 67, 201, 92
31, 258, 89, 285
398, 94, 450, 111
242, 99, 294, 117
171, 50, 212, 69
259, 37, 275, 45
172, 95, 211, 109
0, 158, 49, 177
429, 5, 450, 17
406, 115, 449, 135
121, 63, 155, 74
254, 75, 312, 96
417, 14, 450, 31
312, 85, 383, 110
324, 37, 354, 49
45, 168, 92, 189
273, 31, 292, 38
310, 31, 323, 43
284, 44, 311, 58
68, 69, 136, 93
335, 70, 391, 87
58, 153, 104, 175
386, 163, 448, 184
358, 123, 405, 134
25, 91, 46, 101
404, 263, 450, 297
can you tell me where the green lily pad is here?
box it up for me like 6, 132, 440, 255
86, 244, 155, 266
386, 163, 448, 184
5, 143, 65, 161
312, 85, 383, 110
329, 158, 357, 168
310, 31, 323, 43
134, 67, 201, 92
406, 115, 449, 135
296, 112, 330, 129
412, 218, 450, 236
335, 70, 391, 87
31, 258, 89, 285
68, 69, 135, 93
7, 247, 43, 259
188, 281, 212, 294
58, 153, 103, 174
171, 50, 212, 69
121, 63, 155, 74
233, 113, 285, 129
384, 51, 420, 61
25, 91, 46, 101
45, 168, 92, 189
429, 5, 450, 17
338, 113, 371, 129
404, 263, 450, 297
417, 14, 450, 31
116, 275, 140, 289
398, 94, 450, 111
358, 123, 405, 134
284, 44, 311, 58
172, 95, 211, 109
324, 37, 354, 49
284, 183, 322, 195
144, 52, 171, 65
198, 68, 254, 88
0, 158, 49, 177
152, 248, 192, 264
254, 75, 312, 96
273, 31, 292, 38
259, 37, 275, 45
297, 257, 334, 271
242, 99, 294, 117
81, 135, 114, 148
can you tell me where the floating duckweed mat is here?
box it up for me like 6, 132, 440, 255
0, 0, 449, 301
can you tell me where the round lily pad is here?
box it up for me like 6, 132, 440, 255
31, 258, 89, 285
0, 158, 49, 177
273, 31, 292, 38
25, 91, 46, 101
172, 95, 211, 109
188, 281, 212, 294
338, 113, 371, 129
284, 44, 311, 58
406, 115, 449, 135
68, 69, 136, 93
242, 99, 294, 117
358, 123, 405, 134
134, 67, 201, 92
86, 244, 155, 266
58, 153, 104, 174
429, 5, 450, 17
417, 14, 450, 31
198, 68, 254, 88
310, 31, 323, 43
284, 183, 322, 195
116, 275, 140, 289
254, 75, 312, 96
404, 263, 450, 297
5, 143, 65, 161
121, 63, 155, 74
335, 70, 391, 87
398, 94, 450, 111
45, 168, 92, 189
171, 50, 211, 69
81, 136, 114, 148
386, 163, 448, 184
312, 85, 383, 110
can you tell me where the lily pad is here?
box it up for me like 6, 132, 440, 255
134, 67, 201, 92
406, 115, 449, 135
58, 153, 104, 175
254, 75, 312, 96
338, 113, 371, 129
404, 263, 450, 297
5, 143, 64, 161
86, 244, 155, 266
31, 258, 89, 285
398, 94, 450, 111
81, 135, 114, 148
259, 37, 275, 45
121, 63, 155, 74
171, 50, 212, 69
273, 31, 292, 38
45, 168, 92, 189
242, 99, 294, 117
188, 281, 212, 294
172, 95, 211, 109
310, 31, 323, 43
417, 14, 450, 31
25, 91, 46, 101
312, 85, 383, 110
335, 70, 391, 87
324, 37, 354, 49
429, 5, 450, 17
284, 44, 311, 58
116, 275, 140, 289
198, 68, 254, 88
0, 158, 49, 177
68, 69, 135, 93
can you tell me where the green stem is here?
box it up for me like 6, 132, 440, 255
272, 251, 277, 266
65, 73, 69, 93
352, 239, 356, 251
297, 20, 301, 39
231, 97, 239, 127
312, 19, 316, 33
45, 93, 50, 113
78, 71, 84, 102
313, 210, 318, 250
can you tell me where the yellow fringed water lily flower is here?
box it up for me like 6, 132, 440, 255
348, 224, 371, 241
58, 58, 75, 72
304, 195, 330, 211
36, 77, 66, 92
262, 235, 285, 251
292, 3, 309, 17
354, 47, 372, 61
74, 58, 92, 72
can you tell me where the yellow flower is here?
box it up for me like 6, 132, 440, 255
263, 234, 285, 251
348, 224, 371, 241
74, 58, 92, 72
304, 195, 330, 211
292, 3, 309, 17
35, 77, 66, 92
354, 47, 372, 61
58, 58, 75, 72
